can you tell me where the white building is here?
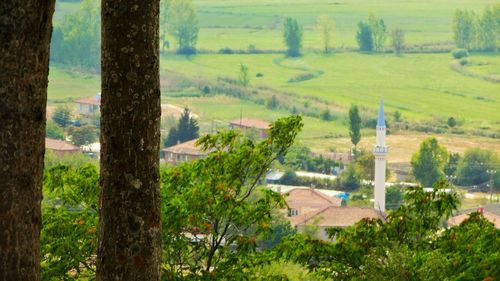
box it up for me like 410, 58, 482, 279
373, 100, 388, 212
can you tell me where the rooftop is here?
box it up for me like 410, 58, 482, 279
162, 139, 206, 156
285, 188, 343, 209
448, 209, 500, 228
75, 94, 101, 106
291, 206, 382, 227
45, 138, 80, 151
229, 118, 270, 130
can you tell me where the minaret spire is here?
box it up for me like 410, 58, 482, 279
374, 99, 388, 212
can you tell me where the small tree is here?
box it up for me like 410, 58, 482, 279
453, 9, 477, 50
238, 63, 249, 87
266, 95, 279, 110
385, 185, 404, 210
477, 6, 497, 51
52, 105, 73, 128
69, 125, 97, 147
317, 15, 335, 54
393, 110, 402, 122
356, 21, 373, 51
283, 17, 303, 57
411, 137, 448, 187
390, 28, 405, 54
166, 0, 199, 54
368, 13, 387, 51
348, 105, 362, 149
46, 120, 64, 140
164, 107, 199, 147
456, 148, 497, 186
447, 117, 457, 128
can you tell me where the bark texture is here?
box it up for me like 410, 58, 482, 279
0, 1, 55, 280
97, 1, 162, 280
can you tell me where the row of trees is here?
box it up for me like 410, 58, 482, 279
356, 13, 405, 53
453, 5, 500, 51
51, 0, 200, 71
411, 137, 500, 188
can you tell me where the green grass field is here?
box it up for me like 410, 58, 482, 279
54, 0, 498, 50
160, 52, 500, 128
48, 0, 500, 158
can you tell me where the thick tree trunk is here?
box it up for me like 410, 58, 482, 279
0, 1, 55, 280
97, 1, 162, 280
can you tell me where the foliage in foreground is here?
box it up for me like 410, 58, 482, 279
277, 180, 499, 280
160, 115, 303, 280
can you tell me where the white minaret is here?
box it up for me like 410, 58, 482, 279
373, 100, 388, 212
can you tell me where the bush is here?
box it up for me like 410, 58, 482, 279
218, 47, 234, 54
46, 120, 64, 140
266, 95, 279, 110
288, 72, 319, 83
447, 117, 457, 128
452, 48, 469, 59
459, 58, 468, 66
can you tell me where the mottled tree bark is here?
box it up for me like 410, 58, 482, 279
97, 1, 162, 280
0, 1, 55, 280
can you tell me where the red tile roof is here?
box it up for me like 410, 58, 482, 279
75, 96, 101, 106
162, 139, 206, 156
285, 188, 343, 209
291, 206, 382, 227
448, 211, 500, 228
229, 118, 270, 130
45, 138, 80, 151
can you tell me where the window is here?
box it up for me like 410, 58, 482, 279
287, 208, 298, 217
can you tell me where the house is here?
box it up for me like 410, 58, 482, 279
448, 208, 500, 228
75, 94, 101, 120
45, 138, 80, 156
162, 139, 206, 165
229, 118, 270, 138
290, 206, 383, 240
313, 151, 354, 165
284, 188, 343, 218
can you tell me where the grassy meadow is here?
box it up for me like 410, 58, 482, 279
49, 0, 500, 161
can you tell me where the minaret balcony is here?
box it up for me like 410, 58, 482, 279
373, 146, 388, 154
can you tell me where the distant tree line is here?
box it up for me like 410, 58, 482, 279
411, 137, 500, 189
453, 5, 500, 51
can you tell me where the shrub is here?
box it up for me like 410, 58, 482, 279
256, 72, 264, 78
452, 48, 469, 59
218, 47, 234, 54
447, 117, 457, 128
459, 58, 468, 66
288, 72, 319, 83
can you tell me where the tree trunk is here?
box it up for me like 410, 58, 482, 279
0, 1, 55, 280
97, 1, 162, 280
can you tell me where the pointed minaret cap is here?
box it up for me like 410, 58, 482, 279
377, 99, 385, 127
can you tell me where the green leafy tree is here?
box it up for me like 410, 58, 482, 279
339, 164, 361, 190
356, 21, 373, 51
317, 15, 335, 54
238, 63, 249, 87
283, 17, 303, 57
368, 13, 387, 51
456, 148, 498, 186
477, 5, 498, 51
52, 105, 73, 128
165, 0, 199, 54
46, 120, 64, 140
447, 116, 457, 127
41, 164, 99, 280
164, 107, 199, 147
52, 0, 100, 71
266, 95, 279, 110
69, 125, 97, 147
411, 137, 448, 187
390, 28, 405, 54
453, 9, 477, 50
385, 185, 403, 210
348, 105, 362, 148
160, 116, 303, 279
444, 152, 461, 177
